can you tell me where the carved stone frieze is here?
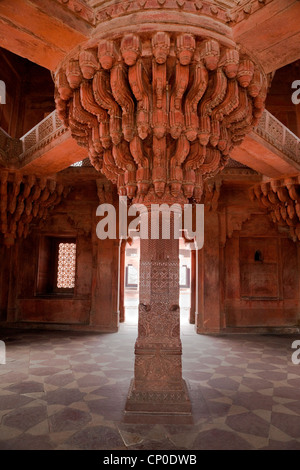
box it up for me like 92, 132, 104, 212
53, 0, 271, 29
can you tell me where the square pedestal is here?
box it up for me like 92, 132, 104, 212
124, 379, 193, 424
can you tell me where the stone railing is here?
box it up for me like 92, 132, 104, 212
19, 108, 299, 168
0, 127, 22, 163
0, 108, 299, 170
254, 108, 300, 166
71, 158, 92, 167
19, 110, 68, 160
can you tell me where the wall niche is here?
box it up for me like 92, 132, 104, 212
239, 237, 280, 300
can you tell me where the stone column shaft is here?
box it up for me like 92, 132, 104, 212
125, 208, 192, 421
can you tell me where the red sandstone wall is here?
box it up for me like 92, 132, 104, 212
2, 180, 119, 332
196, 208, 222, 334
225, 214, 300, 328
195, 186, 300, 333
1, 180, 299, 334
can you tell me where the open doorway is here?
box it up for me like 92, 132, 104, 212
123, 237, 191, 326
179, 238, 191, 325
124, 237, 140, 325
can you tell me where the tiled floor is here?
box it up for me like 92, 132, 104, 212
0, 323, 300, 450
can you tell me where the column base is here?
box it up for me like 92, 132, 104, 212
123, 379, 193, 424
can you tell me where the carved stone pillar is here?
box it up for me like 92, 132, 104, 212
53, 7, 269, 421
124, 205, 192, 422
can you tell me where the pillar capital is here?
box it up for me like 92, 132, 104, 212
55, 23, 267, 203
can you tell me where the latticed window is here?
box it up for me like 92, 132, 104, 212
57, 242, 76, 289
36, 236, 77, 295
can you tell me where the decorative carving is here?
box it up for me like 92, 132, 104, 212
93, 0, 232, 27
198, 67, 227, 146
251, 177, 300, 241
79, 49, 99, 79
170, 135, 190, 196
54, 0, 94, 24
152, 32, 170, 65
199, 39, 220, 71
93, 70, 122, 146
80, 80, 110, 149
128, 59, 151, 140
56, 68, 72, 100
169, 62, 189, 139
54, 32, 268, 202
101, 148, 119, 183
0, 173, 69, 246
110, 62, 135, 142
221, 48, 239, 79
113, 141, 136, 198
66, 60, 82, 89
73, 89, 101, 152
19, 111, 68, 160
130, 136, 150, 199
175, 34, 195, 66
152, 59, 168, 140
153, 136, 167, 198
248, 67, 263, 97
255, 108, 300, 165
184, 140, 206, 171
210, 79, 239, 146
225, 0, 270, 26
121, 34, 141, 66
96, 179, 113, 204
184, 59, 208, 142
237, 59, 254, 88
98, 40, 119, 70
200, 147, 221, 176
204, 179, 221, 212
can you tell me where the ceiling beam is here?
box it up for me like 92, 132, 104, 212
230, 133, 300, 178
0, 0, 91, 70
233, 0, 300, 73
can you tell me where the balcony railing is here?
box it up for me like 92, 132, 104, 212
19, 110, 68, 159
254, 109, 300, 166
0, 108, 299, 170
0, 127, 22, 164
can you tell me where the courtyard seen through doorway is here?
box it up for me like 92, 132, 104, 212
123, 237, 191, 327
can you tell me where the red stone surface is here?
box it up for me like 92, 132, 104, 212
125, 210, 192, 420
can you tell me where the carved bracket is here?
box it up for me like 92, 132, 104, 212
250, 176, 300, 242
0, 172, 70, 247
55, 31, 267, 204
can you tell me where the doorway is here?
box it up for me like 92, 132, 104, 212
122, 237, 192, 326
179, 238, 191, 325
124, 237, 140, 325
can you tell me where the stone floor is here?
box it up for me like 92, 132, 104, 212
0, 323, 300, 450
